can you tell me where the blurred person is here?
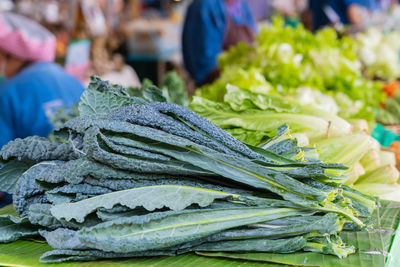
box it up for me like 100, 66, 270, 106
0, 0, 13, 12
273, 0, 308, 27
305, 0, 384, 30
182, 0, 256, 86
305, 0, 330, 31
0, 12, 84, 206
273, 0, 308, 17
245, 0, 271, 21
377, 0, 399, 10
324, 0, 380, 27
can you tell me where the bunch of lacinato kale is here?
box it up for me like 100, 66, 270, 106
0, 77, 377, 263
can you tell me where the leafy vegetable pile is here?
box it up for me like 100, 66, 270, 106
48, 71, 190, 130
355, 28, 400, 81
0, 77, 377, 263
191, 84, 352, 145
191, 85, 400, 201
197, 18, 385, 124
314, 133, 400, 200
130, 71, 190, 107
189, 19, 400, 200
377, 92, 400, 124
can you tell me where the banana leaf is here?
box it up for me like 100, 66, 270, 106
198, 200, 400, 267
0, 200, 399, 267
0, 240, 285, 267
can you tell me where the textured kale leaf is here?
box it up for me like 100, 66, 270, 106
79, 75, 146, 116
83, 176, 238, 193
45, 184, 112, 204
107, 104, 242, 157
40, 248, 174, 263
0, 160, 33, 194
84, 126, 211, 176
13, 163, 56, 216
28, 204, 64, 230
150, 102, 264, 160
40, 228, 88, 250
0, 136, 79, 164
0, 214, 38, 243
190, 236, 306, 253
50, 185, 241, 223
77, 207, 304, 253
61, 157, 193, 185
28, 204, 101, 230
79, 89, 143, 116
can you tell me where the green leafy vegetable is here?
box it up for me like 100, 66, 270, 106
160, 71, 190, 106
51, 185, 247, 223
78, 207, 305, 253
0, 136, 79, 164
315, 133, 376, 166
0, 161, 33, 194
197, 17, 385, 123
190, 85, 352, 144
128, 71, 189, 106
192, 236, 307, 253
0, 76, 378, 264
0, 215, 38, 243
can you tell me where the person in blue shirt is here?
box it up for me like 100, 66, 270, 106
182, 0, 256, 86
0, 12, 84, 206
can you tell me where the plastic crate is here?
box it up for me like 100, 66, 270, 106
372, 123, 400, 148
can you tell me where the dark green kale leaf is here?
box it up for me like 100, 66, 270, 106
79, 75, 146, 116
0, 160, 33, 194
40, 248, 174, 263
0, 214, 38, 243
0, 136, 79, 164
13, 162, 58, 216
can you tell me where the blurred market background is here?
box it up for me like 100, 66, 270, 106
1, 0, 400, 207
4, 0, 400, 92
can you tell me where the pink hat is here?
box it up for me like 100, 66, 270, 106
0, 12, 56, 62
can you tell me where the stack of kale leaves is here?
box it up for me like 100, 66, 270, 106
0, 76, 377, 263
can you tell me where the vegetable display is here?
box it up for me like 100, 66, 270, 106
190, 19, 400, 201
197, 18, 385, 124
191, 84, 352, 144
0, 77, 377, 263
355, 28, 400, 81
377, 90, 400, 125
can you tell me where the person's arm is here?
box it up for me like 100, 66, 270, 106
242, 0, 257, 32
301, 8, 314, 31
346, 3, 363, 25
182, 0, 226, 83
